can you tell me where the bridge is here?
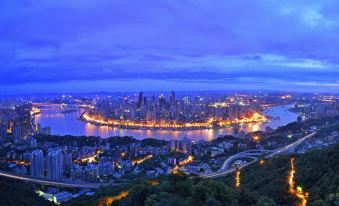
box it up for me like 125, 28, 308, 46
265, 132, 316, 158
0, 170, 111, 189
32, 103, 68, 107
33, 102, 93, 110
200, 132, 316, 178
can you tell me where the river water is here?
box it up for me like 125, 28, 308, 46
34, 105, 298, 141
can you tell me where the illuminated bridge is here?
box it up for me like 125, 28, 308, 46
32, 103, 68, 107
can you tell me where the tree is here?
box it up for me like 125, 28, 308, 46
191, 180, 235, 206
257, 196, 277, 206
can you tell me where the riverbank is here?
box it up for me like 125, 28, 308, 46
80, 111, 268, 131
34, 105, 298, 141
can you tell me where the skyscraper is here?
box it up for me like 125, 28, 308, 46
30, 150, 44, 177
47, 148, 64, 180
137, 92, 144, 109
170, 91, 176, 106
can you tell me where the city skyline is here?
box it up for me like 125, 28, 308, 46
1, 0, 339, 94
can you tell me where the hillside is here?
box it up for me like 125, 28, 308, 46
64, 143, 339, 206
0, 178, 52, 206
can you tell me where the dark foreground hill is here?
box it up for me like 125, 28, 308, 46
0, 178, 52, 206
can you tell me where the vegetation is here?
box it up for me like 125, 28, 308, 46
0, 178, 52, 206
35, 135, 168, 148
64, 143, 339, 206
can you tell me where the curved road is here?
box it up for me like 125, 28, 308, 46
201, 132, 316, 178
218, 150, 271, 172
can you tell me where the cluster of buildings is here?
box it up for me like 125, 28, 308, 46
89, 92, 263, 125
170, 138, 192, 154
0, 93, 337, 205
0, 103, 34, 140
295, 102, 339, 120
293, 94, 339, 120
29, 148, 64, 179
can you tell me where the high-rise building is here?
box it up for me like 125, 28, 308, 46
137, 92, 144, 109
159, 94, 166, 110
28, 137, 37, 148
12, 123, 24, 140
170, 140, 179, 151
47, 148, 64, 180
170, 91, 176, 106
63, 152, 73, 171
30, 150, 44, 177
170, 139, 192, 154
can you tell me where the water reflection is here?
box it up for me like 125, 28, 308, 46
35, 105, 298, 141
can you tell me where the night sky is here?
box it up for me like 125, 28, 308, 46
1, 0, 339, 94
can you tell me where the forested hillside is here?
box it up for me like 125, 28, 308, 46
64, 143, 339, 206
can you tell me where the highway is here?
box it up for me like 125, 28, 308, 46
218, 150, 271, 172
0, 170, 111, 189
265, 132, 316, 158
201, 132, 316, 178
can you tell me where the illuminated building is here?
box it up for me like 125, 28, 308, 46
70, 164, 100, 182
47, 148, 64, 180
36, 124, 51, 135
63, 152, 73, 171
30, 150, 44, 178
170, 139, 192, 154
12, 123, 24, 140
28, 137, 37, 148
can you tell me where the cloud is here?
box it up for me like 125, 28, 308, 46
0, 0, 339, 93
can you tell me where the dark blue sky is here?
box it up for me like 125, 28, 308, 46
1, 0, 338, 94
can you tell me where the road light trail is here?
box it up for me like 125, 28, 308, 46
200, 132, 316, 179
0, 170, 110, 189
288, 157, 309, 206
235, 169, 241, 189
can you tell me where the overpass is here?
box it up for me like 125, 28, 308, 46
218, 150, 271, 172
265, 132, 316, 158
200, 132, 316, 178
0, 170, 111, 189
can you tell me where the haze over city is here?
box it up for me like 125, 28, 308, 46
1, 0, 339, 94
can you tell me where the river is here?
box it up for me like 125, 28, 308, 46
34, 105, 298, 141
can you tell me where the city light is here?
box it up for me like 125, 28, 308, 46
281, 95, 292, 99
288, 157, 309, 206
235, 169, 241, 189
179, 155, 194, 166
252, 135, 261, 142
12, 160, 30, 166
30, 107, 41, 116
259, 159, 265, 166
218, 112, 268, 126
6, 122, 13, 134
132, 155, 153, 165
172, 155, 194, 174
74, 150, 103, 164
149, 179, 160, 186
82, 111, 268, 130
97, 191, 129, 206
